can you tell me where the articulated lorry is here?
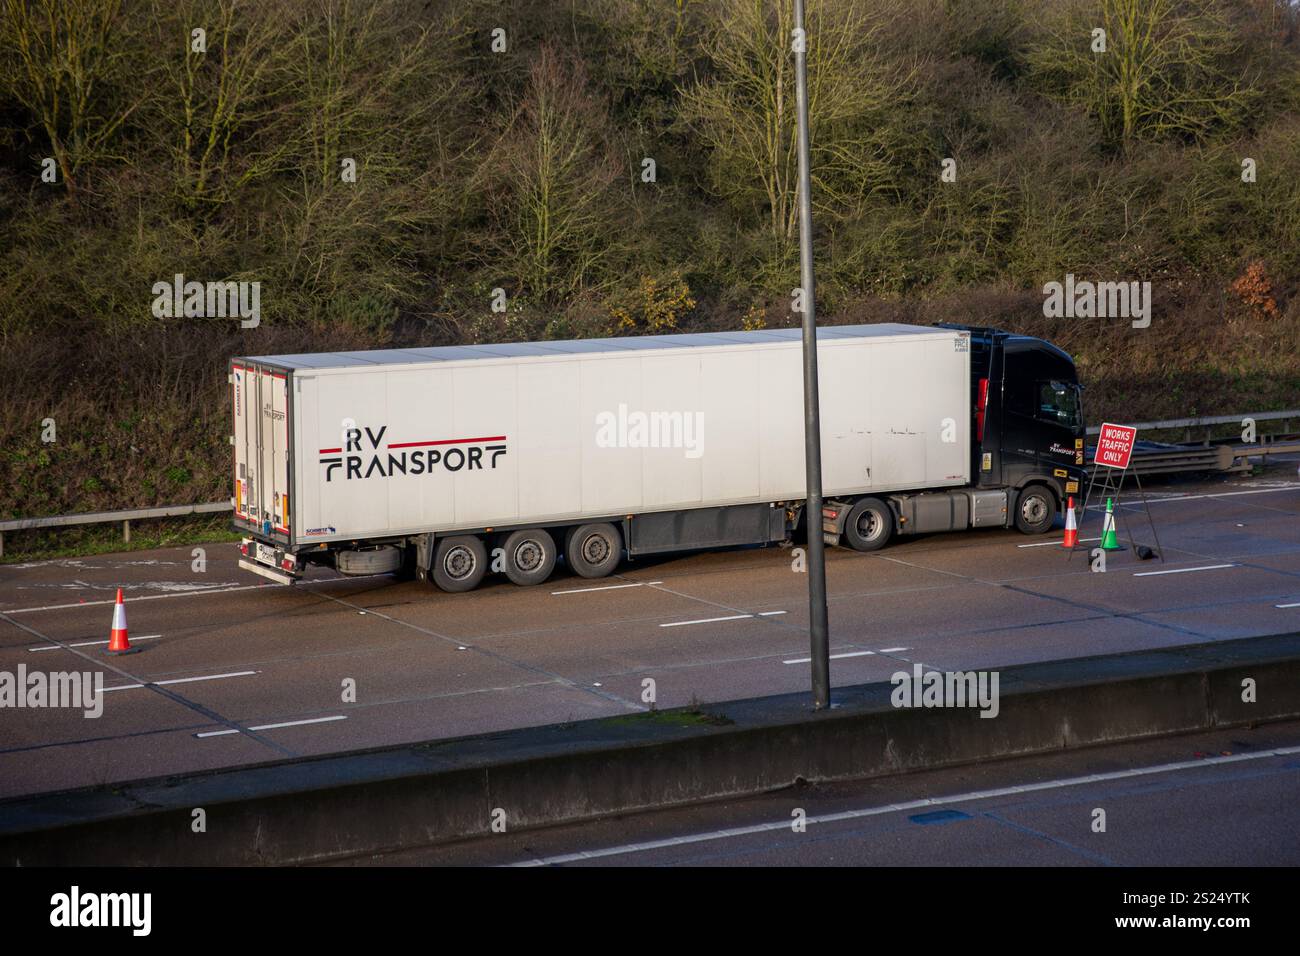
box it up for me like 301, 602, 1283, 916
231, 323, 1086, 591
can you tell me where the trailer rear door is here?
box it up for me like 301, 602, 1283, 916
232, 363, 292, 540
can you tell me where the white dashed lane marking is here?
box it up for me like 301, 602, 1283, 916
1019, 537, 1101, 549
103, 670, 258, 693
551, 581, 662, 595
28, 634, 162, 652
783, 647, 911, 665
195, 715, 346, 738
1133, 564, 1237, 577
660, 611, 787, 628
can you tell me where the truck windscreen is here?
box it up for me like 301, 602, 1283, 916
1038, 381, 1082, 429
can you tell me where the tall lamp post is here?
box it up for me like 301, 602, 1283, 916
793, 0, 830, 710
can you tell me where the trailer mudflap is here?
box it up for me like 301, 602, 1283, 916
821, 501, 852, 547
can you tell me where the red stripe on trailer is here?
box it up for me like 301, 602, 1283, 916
388, 435, 507, 449
320, 447, 342, 454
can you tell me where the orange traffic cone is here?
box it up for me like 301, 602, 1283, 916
1061, 496, 1078, 548
105, 588, 139, 655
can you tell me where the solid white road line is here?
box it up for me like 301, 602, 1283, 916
1088, 485, 1300, 509
102, 670, 258, 693
1201, 485, 1300, 498
509, 744, 1300, 866
551, 581, 662, 595
195, 714, 346, 738
5, 585, 272, 614
878, 647, 911, 653
28, 634, 162, 652
1133, 564, 1236, 577
660, 611, 786, 628
3, 573, 389, 615
1277, 602, 1300, 608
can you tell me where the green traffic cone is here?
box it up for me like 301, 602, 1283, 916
1100, 497, 1123, 550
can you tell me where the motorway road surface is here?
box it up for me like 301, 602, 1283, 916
1, 467, 1298, 800
350, 721, 1300, 866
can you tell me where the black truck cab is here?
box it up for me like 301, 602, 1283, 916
822, 324, 1089, 549
945, 324, 1088, 520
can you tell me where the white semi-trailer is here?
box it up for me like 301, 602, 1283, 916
232, 323, 1087, 590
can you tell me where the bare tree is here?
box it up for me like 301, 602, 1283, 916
157, 0, 292, 208
677, 0, 915, 263
473, 44, 622, 305
0, 0, 143, 194
1028, 0, 1259, 150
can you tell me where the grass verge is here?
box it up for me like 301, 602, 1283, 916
0, 514, 240, 564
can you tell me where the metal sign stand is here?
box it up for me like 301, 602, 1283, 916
1070, 454, 1165, 564
1116, 466, 1166, 563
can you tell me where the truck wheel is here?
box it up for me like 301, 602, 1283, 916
843, 497, 893, 551
565, 523, 622, 578
501, 529, 556, 586
1014, 485, 1057, 535
431, 536, 488, 592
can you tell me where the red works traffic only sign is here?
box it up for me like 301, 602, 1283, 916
1096, 422, 1138, 469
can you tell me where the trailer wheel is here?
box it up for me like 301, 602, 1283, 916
431, 535, 488, 592
1014, 484, 1056, 535
843, 497, 893, 552
565, 523, 622, 578
501, 529, 557, 586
